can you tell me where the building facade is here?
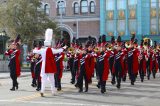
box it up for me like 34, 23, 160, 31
100, 0, 160, 41
41, 0, 100, 43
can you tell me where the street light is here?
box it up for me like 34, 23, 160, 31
59, 1, 64, 39
0, 30, 6, 59
0, 30, 6, 72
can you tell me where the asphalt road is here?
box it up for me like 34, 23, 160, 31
1, 72, 160, 106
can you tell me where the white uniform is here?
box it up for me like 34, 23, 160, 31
33, 47, 63, 94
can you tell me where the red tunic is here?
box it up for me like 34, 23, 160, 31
45, 48, 57, 73
59, 52, 65, 79
102, 52, 110, 81
5, 49, 21, 77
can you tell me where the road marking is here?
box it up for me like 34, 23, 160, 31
12, 93, 41, 101
0, 99, 132, 106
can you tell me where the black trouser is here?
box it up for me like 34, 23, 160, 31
98, 61, 106, 92
128, 56, 135, 84
114, 59, 122, 88
95, 61, 100, 80
109, 57, 115, 84
35, 64, 41, 89
152, 63, 156, 79
77, 65, 88, 91
9, 67, 18, 88
69, 58, 75, 83
55, 63, 61, 90
146, 60, 151, 80
139, 60, 144, 82
158, 58, 160, 72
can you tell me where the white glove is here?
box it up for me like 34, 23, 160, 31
62, 45, 67, 50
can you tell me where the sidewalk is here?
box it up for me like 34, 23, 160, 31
0, 72, 31, 79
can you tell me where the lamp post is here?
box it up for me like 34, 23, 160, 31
0, 30, 6, 72
0, 31, 6, 60
59, 1, 63, 39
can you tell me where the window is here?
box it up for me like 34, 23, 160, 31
90, 1, 95, 13
117, 0, 125, 10
151, 0, 156, 8
44, 4, 50, 15
57, 1, 66, 15
80, 0, 88, 13
74, 2, 79, 14
106, 0, 114, 10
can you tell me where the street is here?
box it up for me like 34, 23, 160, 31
1, 72, 160, 106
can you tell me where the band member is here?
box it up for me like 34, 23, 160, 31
34, 41, 43, 91
109, 36, 116, 85
112, 36, 124, 89
27, 42, 37, 87
76, 47, 91, 93
146, 39, 152, 80
68, 39, 76, 84
33, 28, 66, 97
138, 40, 147, 82
150, 41, 159, 78
55, 52, 65, 91
5, 35, 21, 91
126, 35, 138, 85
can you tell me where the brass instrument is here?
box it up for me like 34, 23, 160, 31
157, 45, 160, 50
94, 47, 100, 53
67, 47, 75, 54
143, 37, 153, 48
125, 41, 131, 48
106, 44, 113, 51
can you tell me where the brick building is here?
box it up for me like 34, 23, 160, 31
41, 0, 100, 43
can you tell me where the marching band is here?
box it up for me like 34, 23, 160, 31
4, 29, 160, 96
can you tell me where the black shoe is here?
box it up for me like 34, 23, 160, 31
116, 85, 120, 89
15, 84, 18, 90
70, 81, 75, 84
57, 88, 61, 91
75, 84, 78, 88
122, 77, 126, 82
79, 89, 83, 93
111, 81, 116, 85
141, 79, 144, 82
101, 90, 105, 94
84, 89, 88, 92
40, 93, 44, 97
10, 87, 15, 91
31, 84, 37, 87
36, 88, 41, 91
131, 82, 134, 85
97, 84, 100, 89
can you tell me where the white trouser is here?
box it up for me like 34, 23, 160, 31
41, 73, 56, 94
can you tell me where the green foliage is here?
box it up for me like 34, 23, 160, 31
0, 0, 59, 45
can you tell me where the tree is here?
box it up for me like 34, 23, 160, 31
0, 0, 60, 48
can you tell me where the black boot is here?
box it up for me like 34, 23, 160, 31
10, 87, 15, 91
15, 83, 19, 90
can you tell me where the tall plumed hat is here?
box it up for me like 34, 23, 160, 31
12, 34, 21, 45
111, 36, 115, 44
44, 28, 53, 46
131, 34, 135, 43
